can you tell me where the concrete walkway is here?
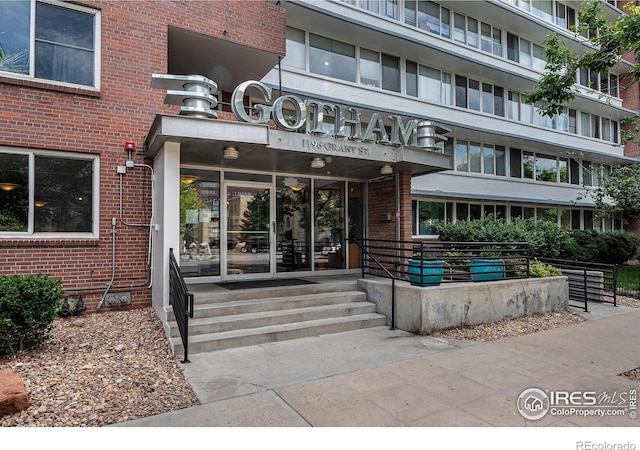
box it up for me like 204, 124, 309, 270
115, 302, 640, 427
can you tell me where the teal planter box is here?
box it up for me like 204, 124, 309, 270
470, 259, 505, 281
407, 259, 444, 287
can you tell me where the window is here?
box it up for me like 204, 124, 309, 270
481, 22, 492, 53
455, 75, 467, 108
415, 201, 445, 235
507, 91, 520, 121
519, 38, 532, 67
441, 7, 451, 38
468, 79, 480, 111
360, 48, 380, 87
532, 43, 546, 71
536, 154, 557, 182
467, 17, 479, 48
406, 60, 418, 97
482, 83, 493, 114
284, 27, 306, 70
469, 142, 481, 173
309, 34, 356, 82
419, 65, 441, 102
382, 54, 400, 92
405, 0, 417, 27
456, 140, 469, 171
523, 151, 534, 179
0, 0, 99, 88
492, 28, 503, 57
454, 12, 466, 43
507, 33, 519, 63
532, 0, 553, 21
0, 150, 96, 234
425, 1, 440, 34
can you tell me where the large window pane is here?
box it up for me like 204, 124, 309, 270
360, 48, 380, 87
277, 176, 311, 272
309, 34, 355, 82
507, 33, 519, 62
283, 27, 305, 70
314, 180, 345, 270
425, 1, 440, 34
406, 60, 418, 97
523, 151, 534, 179
468, 79, 480, 111
532, 43, 545, 71
466, 17, 478, 48
180, 170, 221, 277
35, 2, 95, 86
404, 0, 417, 27
494, 86, 504, 117
456, 141, 469, 171
483, 144, 495, 175
453, 13, 465, 43
0, 0, 30, 75
481, 22, 492, 53
418, 201, 444, 235
536, 154, 557, 182
420, 65, 441, 102
492, 28, 502, 56
381, 54, 400, 92
34, 156, 93, 232
0, 153, 29, 231
455, 75, 467, 108
469, 142, 481, 173
481, 83, 493, 114
495, 146, 506, 176
507, 91, 520, 121
519, 38, 531, 67
441, 7, 450, 38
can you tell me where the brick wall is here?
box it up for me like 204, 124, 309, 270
0, 1, 286, 311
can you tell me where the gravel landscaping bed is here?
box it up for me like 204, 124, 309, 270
0, 308, 197, 427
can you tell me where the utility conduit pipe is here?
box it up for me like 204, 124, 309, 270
96, 217, 117, 310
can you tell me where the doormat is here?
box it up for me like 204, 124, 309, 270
214, 278, 317, 290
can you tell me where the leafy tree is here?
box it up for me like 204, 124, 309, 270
526, 1, 640, 221
577, 161, 640, 222
525, 0, 640, 137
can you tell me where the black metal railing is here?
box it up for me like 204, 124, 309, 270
616, 263, 640, 299
350, 238, 399, 330
540, 258, 617, 311
355, 238, 530, 284
169, 248, 194, 363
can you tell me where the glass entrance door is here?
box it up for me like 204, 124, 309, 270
224, 183, 273, 280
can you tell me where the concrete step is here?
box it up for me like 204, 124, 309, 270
171, 313, 387, 355
169, 301, 378, 337
186, 280, 360, 305
167, 291, 367, 321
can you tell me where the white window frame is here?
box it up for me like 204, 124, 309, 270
0, 146, 99, 238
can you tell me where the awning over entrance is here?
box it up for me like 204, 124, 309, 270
145, 115, 452, 179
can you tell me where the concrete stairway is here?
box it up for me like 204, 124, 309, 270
168, 279, 387, 355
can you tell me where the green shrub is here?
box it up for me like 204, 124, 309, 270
0, 274, 64, 355
528, 260, 563, 277
434, 216, 572, 259
562, 230, 638, 264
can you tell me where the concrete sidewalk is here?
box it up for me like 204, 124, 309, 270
115, 303, 640, 427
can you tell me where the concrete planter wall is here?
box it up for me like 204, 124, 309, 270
358, 276, 568, 335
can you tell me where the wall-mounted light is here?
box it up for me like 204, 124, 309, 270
311, 157, 325, 169
223, 146, 239, 160
0, 183, 19, 192
180, 175, 200, 185
34, 201, 47, 208
380, 165, 393, 175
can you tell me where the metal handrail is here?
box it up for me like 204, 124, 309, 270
349, 238, 399, 330
169, 248, 194, 363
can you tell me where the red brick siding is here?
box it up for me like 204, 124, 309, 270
0, 1, 286, 311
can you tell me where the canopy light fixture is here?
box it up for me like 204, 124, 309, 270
180, 175, 200, 185
34, 200, 47, 208
380, 165, 393, 175
0, 183, 19, 192
311, 157, 325, 169
223, 146, 239, 160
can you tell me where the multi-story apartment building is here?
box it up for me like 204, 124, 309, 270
0, 1, 637, 322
